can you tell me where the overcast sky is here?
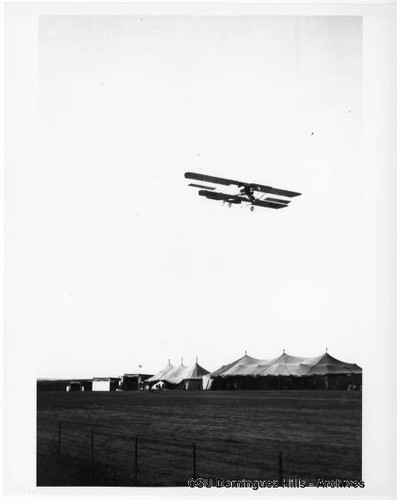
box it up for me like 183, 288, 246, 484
30, 16, 363, 377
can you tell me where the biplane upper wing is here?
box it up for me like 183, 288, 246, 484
185, 172, 301, 198
185, 172, 240, 187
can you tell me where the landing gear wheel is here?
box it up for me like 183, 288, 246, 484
228, 202, 232, 207
250, 206, 255, 212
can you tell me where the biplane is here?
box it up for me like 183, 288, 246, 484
184, 172, 301, 211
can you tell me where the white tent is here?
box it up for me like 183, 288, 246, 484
176, 360, 210, 390
209, 353, 275, 377
207, 351, 362, 390
148, 359, 210, 389
259, 351, 362, 377
146, 360, 175, 384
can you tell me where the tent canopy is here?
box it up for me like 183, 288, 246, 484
164, 362, 190, 385
304, 352, 362, 376
146, 360, 175, 383
149, 360, 210, 386
187, 361, 210, 379
259, 352, 321, 377
210, 354, 272, 377
210, 352, 362, 378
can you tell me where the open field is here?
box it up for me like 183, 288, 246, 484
37, 390, 361, 487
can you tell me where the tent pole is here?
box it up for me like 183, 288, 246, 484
278, 451, 283, 486
90, 428, 94, 485
193, 442, 197, 479
134, 436, 138, 486
58, 422, 62, 460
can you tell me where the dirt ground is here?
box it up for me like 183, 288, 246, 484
37, 390, 362, 487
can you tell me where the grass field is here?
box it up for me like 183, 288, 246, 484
37, 390, 361, 487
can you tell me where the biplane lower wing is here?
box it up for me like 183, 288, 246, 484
251, 199, 286, 209
198, 190, 243, 204
265, 197, 291, 205
188, 183, 216, 190
252, 184, 301, 198
199, 190, 286, 209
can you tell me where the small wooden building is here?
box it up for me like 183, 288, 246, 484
37, 378, 92, 392
92, 377, 120, 391
120, 373, 153, 391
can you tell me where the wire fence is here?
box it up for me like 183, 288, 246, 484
37, 417, 287, 486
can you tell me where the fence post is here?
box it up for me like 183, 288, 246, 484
193, 442, 197, 479
91, 428, 94, 484
134, 437, 138, 486
278, 451, 283, 487
58, 423, 62, 460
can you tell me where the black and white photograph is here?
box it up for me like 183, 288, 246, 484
2, 2, 396, 498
